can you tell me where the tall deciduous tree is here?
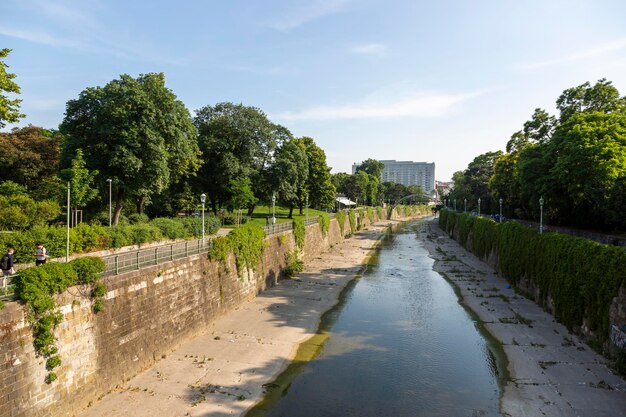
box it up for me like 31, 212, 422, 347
295, 137, 335, 211
60, 73, 200, 224
194, 102, 287, 214
355, 159, 385, 178
60, 149, 99, 210
272, 139, 308, 218
0, 49, 24, 128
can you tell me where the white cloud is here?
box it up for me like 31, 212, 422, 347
268, 0, 352, 31
517, 38, 626, 70
352, 43, 387, 56
272, 90, 480, 122
0, 26, 79, 48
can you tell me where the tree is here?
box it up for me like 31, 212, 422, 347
0, 126, 62, 191
354, 171, 369, 205
194, 102, 287, 215
355, 159, 385, 178
295, 137, 335, 211
556, 78, 625, 122
331, 172, 350, 192
60, 149, 99, 211
226, 177, 257, 213
271, 139, 308, 218
463, 151, 502, 213
60, 73, 200, 224
0, 49, 24, 128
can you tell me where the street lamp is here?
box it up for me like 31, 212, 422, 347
499, 198, 503, 223
200, 193, 206, 245
272, 193, 276, 224
464, 198, 467, 213
306, 194, 309, 219
106, 179, 112, 228
454, 199, 457, 211
477, 198, 481, 216
66, 182, 70, 262
539, 196, 544, 234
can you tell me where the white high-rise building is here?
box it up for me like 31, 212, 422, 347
352, 160, 436, 193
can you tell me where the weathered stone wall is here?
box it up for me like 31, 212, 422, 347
0, 209, 410, 417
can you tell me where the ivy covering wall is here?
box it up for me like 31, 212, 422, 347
439, 209, 626, 347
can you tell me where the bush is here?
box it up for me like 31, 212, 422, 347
71, 223, 108, 253
150, 218, 187, 240
284, 250, 304, 277
228, 225, 265, 278
318, 213, 330, 237
108, 225, 134, 248
127, 213, 150, 224
440, 209, 626, 347
293, 218, 305, 249
130, 223, 162, 246
336, 211, 346, 236
348, 210, 357, 234
70, 257, 106, 284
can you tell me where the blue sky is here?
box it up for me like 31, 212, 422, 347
2, 0, 626, 180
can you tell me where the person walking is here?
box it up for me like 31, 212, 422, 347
33, 242, 48, 266
1, 248, 14, 276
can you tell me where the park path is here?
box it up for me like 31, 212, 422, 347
420, 219, 626, 417
78, 220, 398, 417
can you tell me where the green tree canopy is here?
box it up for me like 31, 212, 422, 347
295, 137, 335, 210
60, 149, 99, 209
0, 49, 24, 128
60, 73, 200, 224
271, 139, 308, 218
355, 158, 385, 178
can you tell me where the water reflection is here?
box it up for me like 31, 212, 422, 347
254, 221, 502, 417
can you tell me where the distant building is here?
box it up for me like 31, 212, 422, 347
352, 160, 436, 193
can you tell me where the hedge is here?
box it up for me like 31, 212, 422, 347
439, 209, 626, 346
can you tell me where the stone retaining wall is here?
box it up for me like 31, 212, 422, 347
0, 208, 402, 417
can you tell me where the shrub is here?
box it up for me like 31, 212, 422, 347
108, 225, 134, 248
127, 213, 150, 224
151, 218, 187, 240
71, 223, 108, 253
318, 213, 330, 237
376, 206, 383, 220
228, 225, 266, 278
336, 210, 346, 236
348, 210, 357, 234
284, 250, 304, 277
367, 207, 374, 223
70, 257, 106, 284
130, 223, 162, 246
293, 218, 305, 249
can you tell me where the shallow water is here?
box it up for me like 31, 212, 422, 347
254, 221, 502, 417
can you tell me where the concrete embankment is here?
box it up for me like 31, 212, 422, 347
420, 219, 626, 417
76, 218, 406, 417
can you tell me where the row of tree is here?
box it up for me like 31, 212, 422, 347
447, 79, 626, 230
1, 52, 337, 225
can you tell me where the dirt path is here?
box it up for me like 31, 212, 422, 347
78, 220, 402, 417
419, 219, 626, 417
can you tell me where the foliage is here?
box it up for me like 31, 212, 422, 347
295, 137, 336, 209
283, 250, 304, 278
60, 73, 201, 224
318, 213, 330, 237
377, 206, 383, 220
60, 149, 99, 209
227, 225, 266, 278
272, 139, 308, 217
336, 210, 346, 236
440, 209, 626, 348
0, 192, 61, 231
367, 207, 374, 223
354, 158, 385, 178
208, 236, 231, 264
150, 218, 188, 240
293, 218, 305, 250
13, 257, 105, 383
127, 213, 150, 224
0, 48, 24, 127
348, 210, 357, 234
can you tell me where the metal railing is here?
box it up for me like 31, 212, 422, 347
0, 274, 15, 301
102, 238, 211, 276
263, 221, 293, 235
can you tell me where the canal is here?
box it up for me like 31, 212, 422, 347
248, 220, 503, 417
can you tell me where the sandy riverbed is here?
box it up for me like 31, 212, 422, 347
78, 219, 403, 417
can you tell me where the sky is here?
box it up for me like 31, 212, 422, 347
2, 0, 626, 181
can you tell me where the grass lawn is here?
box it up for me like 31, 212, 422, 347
224, 205, 331, 228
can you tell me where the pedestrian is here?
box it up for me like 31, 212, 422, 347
33, 242, 48, 266
1, 248, 15, 276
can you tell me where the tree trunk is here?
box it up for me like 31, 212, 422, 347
113, 188, 125, 225
136, 196, 146, 214
299, 204, 303, 215
211, 200, 218, 215
288, 205, 294, 219
247, 204, 255, 216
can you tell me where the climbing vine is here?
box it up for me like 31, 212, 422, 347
367, 207, 374, 223
348, 209, 357, 234
293, 218, 305, 250
13, 256, 105, 384
376, 206, 383, 221
336, 211, 346, 236
439, 209, 626, 348
208, 226, 266, 279
318, 213, 330, 237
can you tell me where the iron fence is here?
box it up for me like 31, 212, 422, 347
263, 221, 293, 235
102, 238, 210, 276
0, 274, 15, 301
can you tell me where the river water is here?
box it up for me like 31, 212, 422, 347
250, 221, 503, 417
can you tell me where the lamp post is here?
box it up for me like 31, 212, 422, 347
454, 199, 457, 211
106, 179, 112, 228
499, 198, 503, 223
272, 193, 276, 224
464, 198, 467, 213
200, 193, 206, 245
66, 182, 70, 262
477, 198, 481, 216
539, 196, 544, 234
306, 194, 309, 219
